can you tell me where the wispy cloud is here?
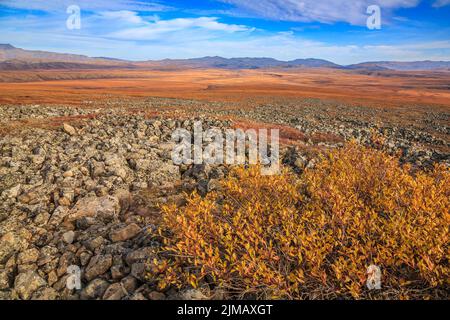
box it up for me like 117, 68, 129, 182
217, 0, 420, 25
0, 0, 170, 12
108, 17, 253, 40
2, 22, 449, 64
0, 0, 448, 63
433, 0, 450, 7
98, 11, 146, 24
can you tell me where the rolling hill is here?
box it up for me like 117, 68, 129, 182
347, 61, 450, 71
0, 44, 449, 71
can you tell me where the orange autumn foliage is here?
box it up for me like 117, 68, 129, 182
157, 142, 449, 299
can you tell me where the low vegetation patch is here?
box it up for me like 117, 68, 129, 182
156, 142, 449, 299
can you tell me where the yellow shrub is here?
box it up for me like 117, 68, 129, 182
157, 142, 449, 299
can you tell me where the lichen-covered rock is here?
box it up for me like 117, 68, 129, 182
67, 196, 120, 224
31, 287, 60, 300
179, 289, 210, 300
2, 184, 21, 199
14, 271, 47, 300
17, 248, 40, 265
84, 254, 113, 281
0, 232, 28, 264
0, 269, 11, 290
114, 189, 132, 214
110, 223, 141, 242
63, 123, 77, 136
62, 231, 75, 244
80, 278, 109, 300
125, 247, 156, 266
103, 283, 126, 300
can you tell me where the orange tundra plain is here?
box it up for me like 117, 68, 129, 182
0, 68, 449, 108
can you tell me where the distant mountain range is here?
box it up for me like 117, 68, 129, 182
0, 44, 449, 71
346, 61, 450, 71
154, 56, 341, 69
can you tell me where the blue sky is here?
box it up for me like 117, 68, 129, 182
0, 0, 449, 64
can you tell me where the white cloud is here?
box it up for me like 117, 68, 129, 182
433, 0, 450, 7
0, 0, 170, 12
218, 0, 420, 25
0, 0, 448, 64
2, 24, 449, 64
98, 11, 145, 24
109, 17, 253, 40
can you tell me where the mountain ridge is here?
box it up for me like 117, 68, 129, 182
1, 44, 449, 71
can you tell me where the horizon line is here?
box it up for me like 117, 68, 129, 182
2, 43, 450, 66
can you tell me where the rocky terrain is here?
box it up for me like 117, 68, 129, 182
206, 99, 450, 167
0, 105, 234, 300
0, 99, 449, 300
